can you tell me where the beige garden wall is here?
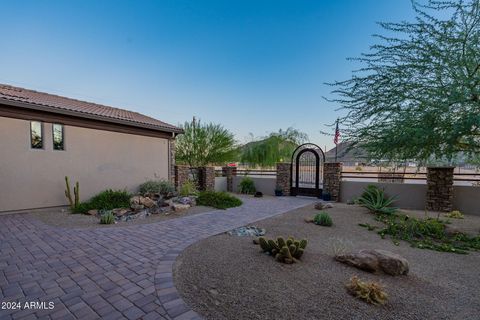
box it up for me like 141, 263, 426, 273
0, 116, 169, 212
340, 181, 480, 216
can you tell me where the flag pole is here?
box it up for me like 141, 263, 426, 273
334, 118, 339, 162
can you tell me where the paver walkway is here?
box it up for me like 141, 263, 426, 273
0, 196, 314, 320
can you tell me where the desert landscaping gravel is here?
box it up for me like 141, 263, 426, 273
174, 203, 480, 320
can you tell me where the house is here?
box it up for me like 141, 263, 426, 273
0, 84, 182, 212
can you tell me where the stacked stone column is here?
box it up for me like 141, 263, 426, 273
222, 166, 237, 192
426, 167, 454, 212
323, 162, 342, 201
174, 165, 190, 190
198, 166, 215, 191
276, 163, 291, 196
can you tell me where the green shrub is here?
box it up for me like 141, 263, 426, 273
99, 211, 115, 224
179, 180, 198, 197
239, 177, 256, 194
357, 185, 396, 215
314, 212, 333, 226
197, 191, 242, 209
139, 180, 175, 196
74, 189, 131, 213
445, 210, 464, 219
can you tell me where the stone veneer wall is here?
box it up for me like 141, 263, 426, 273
276, 162, 291, 196
174, 165, 190, 190
323, 162, 342, 201
426, 167, 454, 212
222, 166, 237, 192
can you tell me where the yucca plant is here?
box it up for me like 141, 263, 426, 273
357, 185, 396, 215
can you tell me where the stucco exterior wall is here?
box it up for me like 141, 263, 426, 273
0, 116, 170, 212
340, 181, 480, 216
232, 176, 276, 196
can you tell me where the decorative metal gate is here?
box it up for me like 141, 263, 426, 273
290, 143, 325, 198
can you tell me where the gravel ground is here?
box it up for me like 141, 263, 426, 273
174, 203, 480, 320
26, 205, 212, 228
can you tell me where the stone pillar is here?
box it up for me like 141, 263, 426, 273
323, 162, 342, 201
174, 165, 190, 190
276, 163, 291, 196
198, 166, 215, 191
222, 166, 237, 192
426, 167, 454, 212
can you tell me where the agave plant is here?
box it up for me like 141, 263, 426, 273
356, 185, 396, 215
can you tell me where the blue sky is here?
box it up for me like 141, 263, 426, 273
1, 0, 415, 150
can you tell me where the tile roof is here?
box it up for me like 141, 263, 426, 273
0, 84, 182, 133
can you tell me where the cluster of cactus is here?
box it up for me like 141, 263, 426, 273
99, 211, 115, 224
258, 236, 307, 264
65, 176, 80, 210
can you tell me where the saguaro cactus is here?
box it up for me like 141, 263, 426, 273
65, 176, 80, 210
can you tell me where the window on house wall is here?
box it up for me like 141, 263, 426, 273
53, 124, 64, 150
30, 121, 43, 149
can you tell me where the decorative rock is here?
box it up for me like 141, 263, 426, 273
178, 196, 196, 206
112, 208, 129, 217
254, 191, 263, 198
130, 204, 145, 211
130, 195, 143, 205
142, 197, 156, 208
172, 203, 190, 211
335, 249, 409, 276
314, 202, 333, 210
227, 226, 265, 237
87, 209, 98, 216
304, 217, 314, 223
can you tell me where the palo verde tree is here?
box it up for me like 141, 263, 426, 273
327, 0, 480, 164
175, 117, 238, 167
240, 127, 308, 167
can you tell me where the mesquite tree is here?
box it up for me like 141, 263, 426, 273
175, 117, 237, 167
327, 0, 480, 164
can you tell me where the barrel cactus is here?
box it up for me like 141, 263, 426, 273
256, 236, 307, 264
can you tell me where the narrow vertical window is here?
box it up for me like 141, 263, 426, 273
30, 121, 43, 149
53, 124, 64, 150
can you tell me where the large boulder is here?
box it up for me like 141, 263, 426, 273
335, 249, 409, 276
130, 196, 156, 208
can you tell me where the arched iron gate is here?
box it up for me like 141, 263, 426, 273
290, 143, 326, 198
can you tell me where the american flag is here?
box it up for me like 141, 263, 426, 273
334, 118, 340, 145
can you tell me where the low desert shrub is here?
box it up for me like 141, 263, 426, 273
369, 213, 480, 254
313, 212, 333, 226
74, 189, 131, 213
357, 185, 396, 215
258, 236, 307, 264
179, 180, 198, 197
346, 276, 388, 305
139, 180, 175, 196
99, 211, 115, 225
196, 191, 242, 209
239, 177, 256, 194
445, 210, 464, 219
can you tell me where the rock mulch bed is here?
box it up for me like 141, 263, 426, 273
174, 203, 480, 320
28, 204, 212, 228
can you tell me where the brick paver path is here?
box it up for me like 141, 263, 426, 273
0, 196, 314, 320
